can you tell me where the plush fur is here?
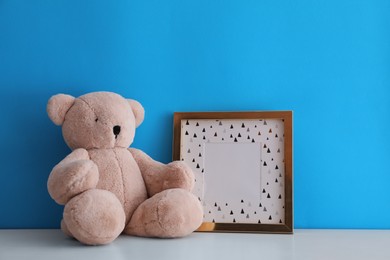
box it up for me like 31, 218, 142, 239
47, 92, 203, 245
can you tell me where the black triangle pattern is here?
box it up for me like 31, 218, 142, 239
181, 118, 286, 224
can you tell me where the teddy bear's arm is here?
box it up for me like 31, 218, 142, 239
47, 148, 99, 205
129, 148, 194, 197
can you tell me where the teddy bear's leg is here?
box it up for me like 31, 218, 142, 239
124, 188, 203, 238
61, 219, 73, 238
63, 189, 126, 245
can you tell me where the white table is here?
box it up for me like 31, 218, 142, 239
1, 229, 389, 260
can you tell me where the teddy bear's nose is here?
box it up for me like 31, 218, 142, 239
113, 125, 121, 137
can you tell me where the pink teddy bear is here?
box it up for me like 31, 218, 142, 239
47, 91, 203, 245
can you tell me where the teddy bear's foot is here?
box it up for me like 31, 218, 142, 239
124, 188, 203, 238
61, 219, 73, 238
63, 189, 125, 245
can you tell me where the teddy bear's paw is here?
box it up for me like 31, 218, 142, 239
63, 189, 125, 245
125, 189, 203, 238
163, 161, 195, 192
48, 160, 99, 205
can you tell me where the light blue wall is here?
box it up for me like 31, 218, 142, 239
0, 0, 389, 229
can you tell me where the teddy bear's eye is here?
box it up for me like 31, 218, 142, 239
95, 118, 98, 122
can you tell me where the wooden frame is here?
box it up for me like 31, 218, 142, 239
173, 111, 293, 234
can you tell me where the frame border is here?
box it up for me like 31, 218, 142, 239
173, 111, 293, 234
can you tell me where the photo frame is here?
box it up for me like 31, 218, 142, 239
173, 111, 293, 233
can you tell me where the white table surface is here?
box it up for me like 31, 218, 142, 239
0, 229, 389, 260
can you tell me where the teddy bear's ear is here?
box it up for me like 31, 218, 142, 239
128, 99, 145, 127
47, 94, 75, 126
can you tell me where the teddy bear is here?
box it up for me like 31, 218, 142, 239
46, 91, 203, 245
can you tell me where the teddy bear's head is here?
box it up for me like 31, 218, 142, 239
47, 92, 144, 150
